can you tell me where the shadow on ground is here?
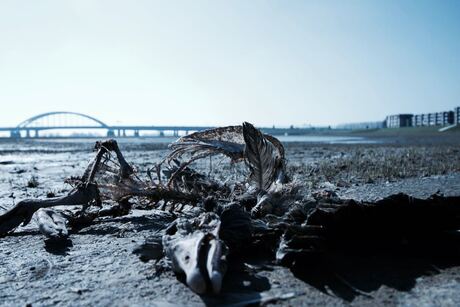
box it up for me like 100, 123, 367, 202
292, 235, 460, 302
199, 263, 272, 306
10, 210, 460, 304
44, 238, 73, 255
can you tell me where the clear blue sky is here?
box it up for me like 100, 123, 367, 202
0, 0, 459, 127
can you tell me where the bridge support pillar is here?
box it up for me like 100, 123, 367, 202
159, 131, 164, 137
34, 130, 39, 138
26, 130, 30, 138
122, 130, 126, 137
10, 130, 21, 139
107, 130, 115, 137
134, 130, 139, 137
173, 130, 178, 137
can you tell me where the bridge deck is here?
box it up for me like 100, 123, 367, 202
0, 126, 215, 131
0, 112, 313, 138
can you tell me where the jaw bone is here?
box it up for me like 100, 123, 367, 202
163, 213, 228, 294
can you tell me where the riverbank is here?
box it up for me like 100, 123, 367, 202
1, 137, 460, 306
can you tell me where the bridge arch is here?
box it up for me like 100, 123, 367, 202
16, 112, 109, 129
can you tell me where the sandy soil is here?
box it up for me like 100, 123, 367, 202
1, 137, 460, 306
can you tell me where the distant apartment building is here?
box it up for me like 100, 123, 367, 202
386, 114, 413, 128
436, 111, 454, 126
345, 106, 459, 130
455, 107, 460, 125
413, 114, 422, 126
412, 114, 429, 126
413, 111, 454, 127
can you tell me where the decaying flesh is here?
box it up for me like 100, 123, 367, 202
1, 122, 460, 296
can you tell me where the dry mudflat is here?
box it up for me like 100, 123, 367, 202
1, 135, 460, 306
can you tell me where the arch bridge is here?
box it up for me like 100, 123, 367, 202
3, 111, 215, 138
0, 111, 303, 138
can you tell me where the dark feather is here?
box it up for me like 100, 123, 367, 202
242, 122, 283, 191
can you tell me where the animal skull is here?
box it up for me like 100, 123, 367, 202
162, 213, 228, 294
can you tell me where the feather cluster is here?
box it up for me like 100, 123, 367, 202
167, 126, 246, 163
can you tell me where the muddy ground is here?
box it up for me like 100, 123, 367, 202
1, 136, 460, 306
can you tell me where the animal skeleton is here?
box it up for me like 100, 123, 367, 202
1, 122, 460, 296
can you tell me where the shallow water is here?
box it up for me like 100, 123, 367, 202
276, 135, 378, 144
0, 134, 377, 151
